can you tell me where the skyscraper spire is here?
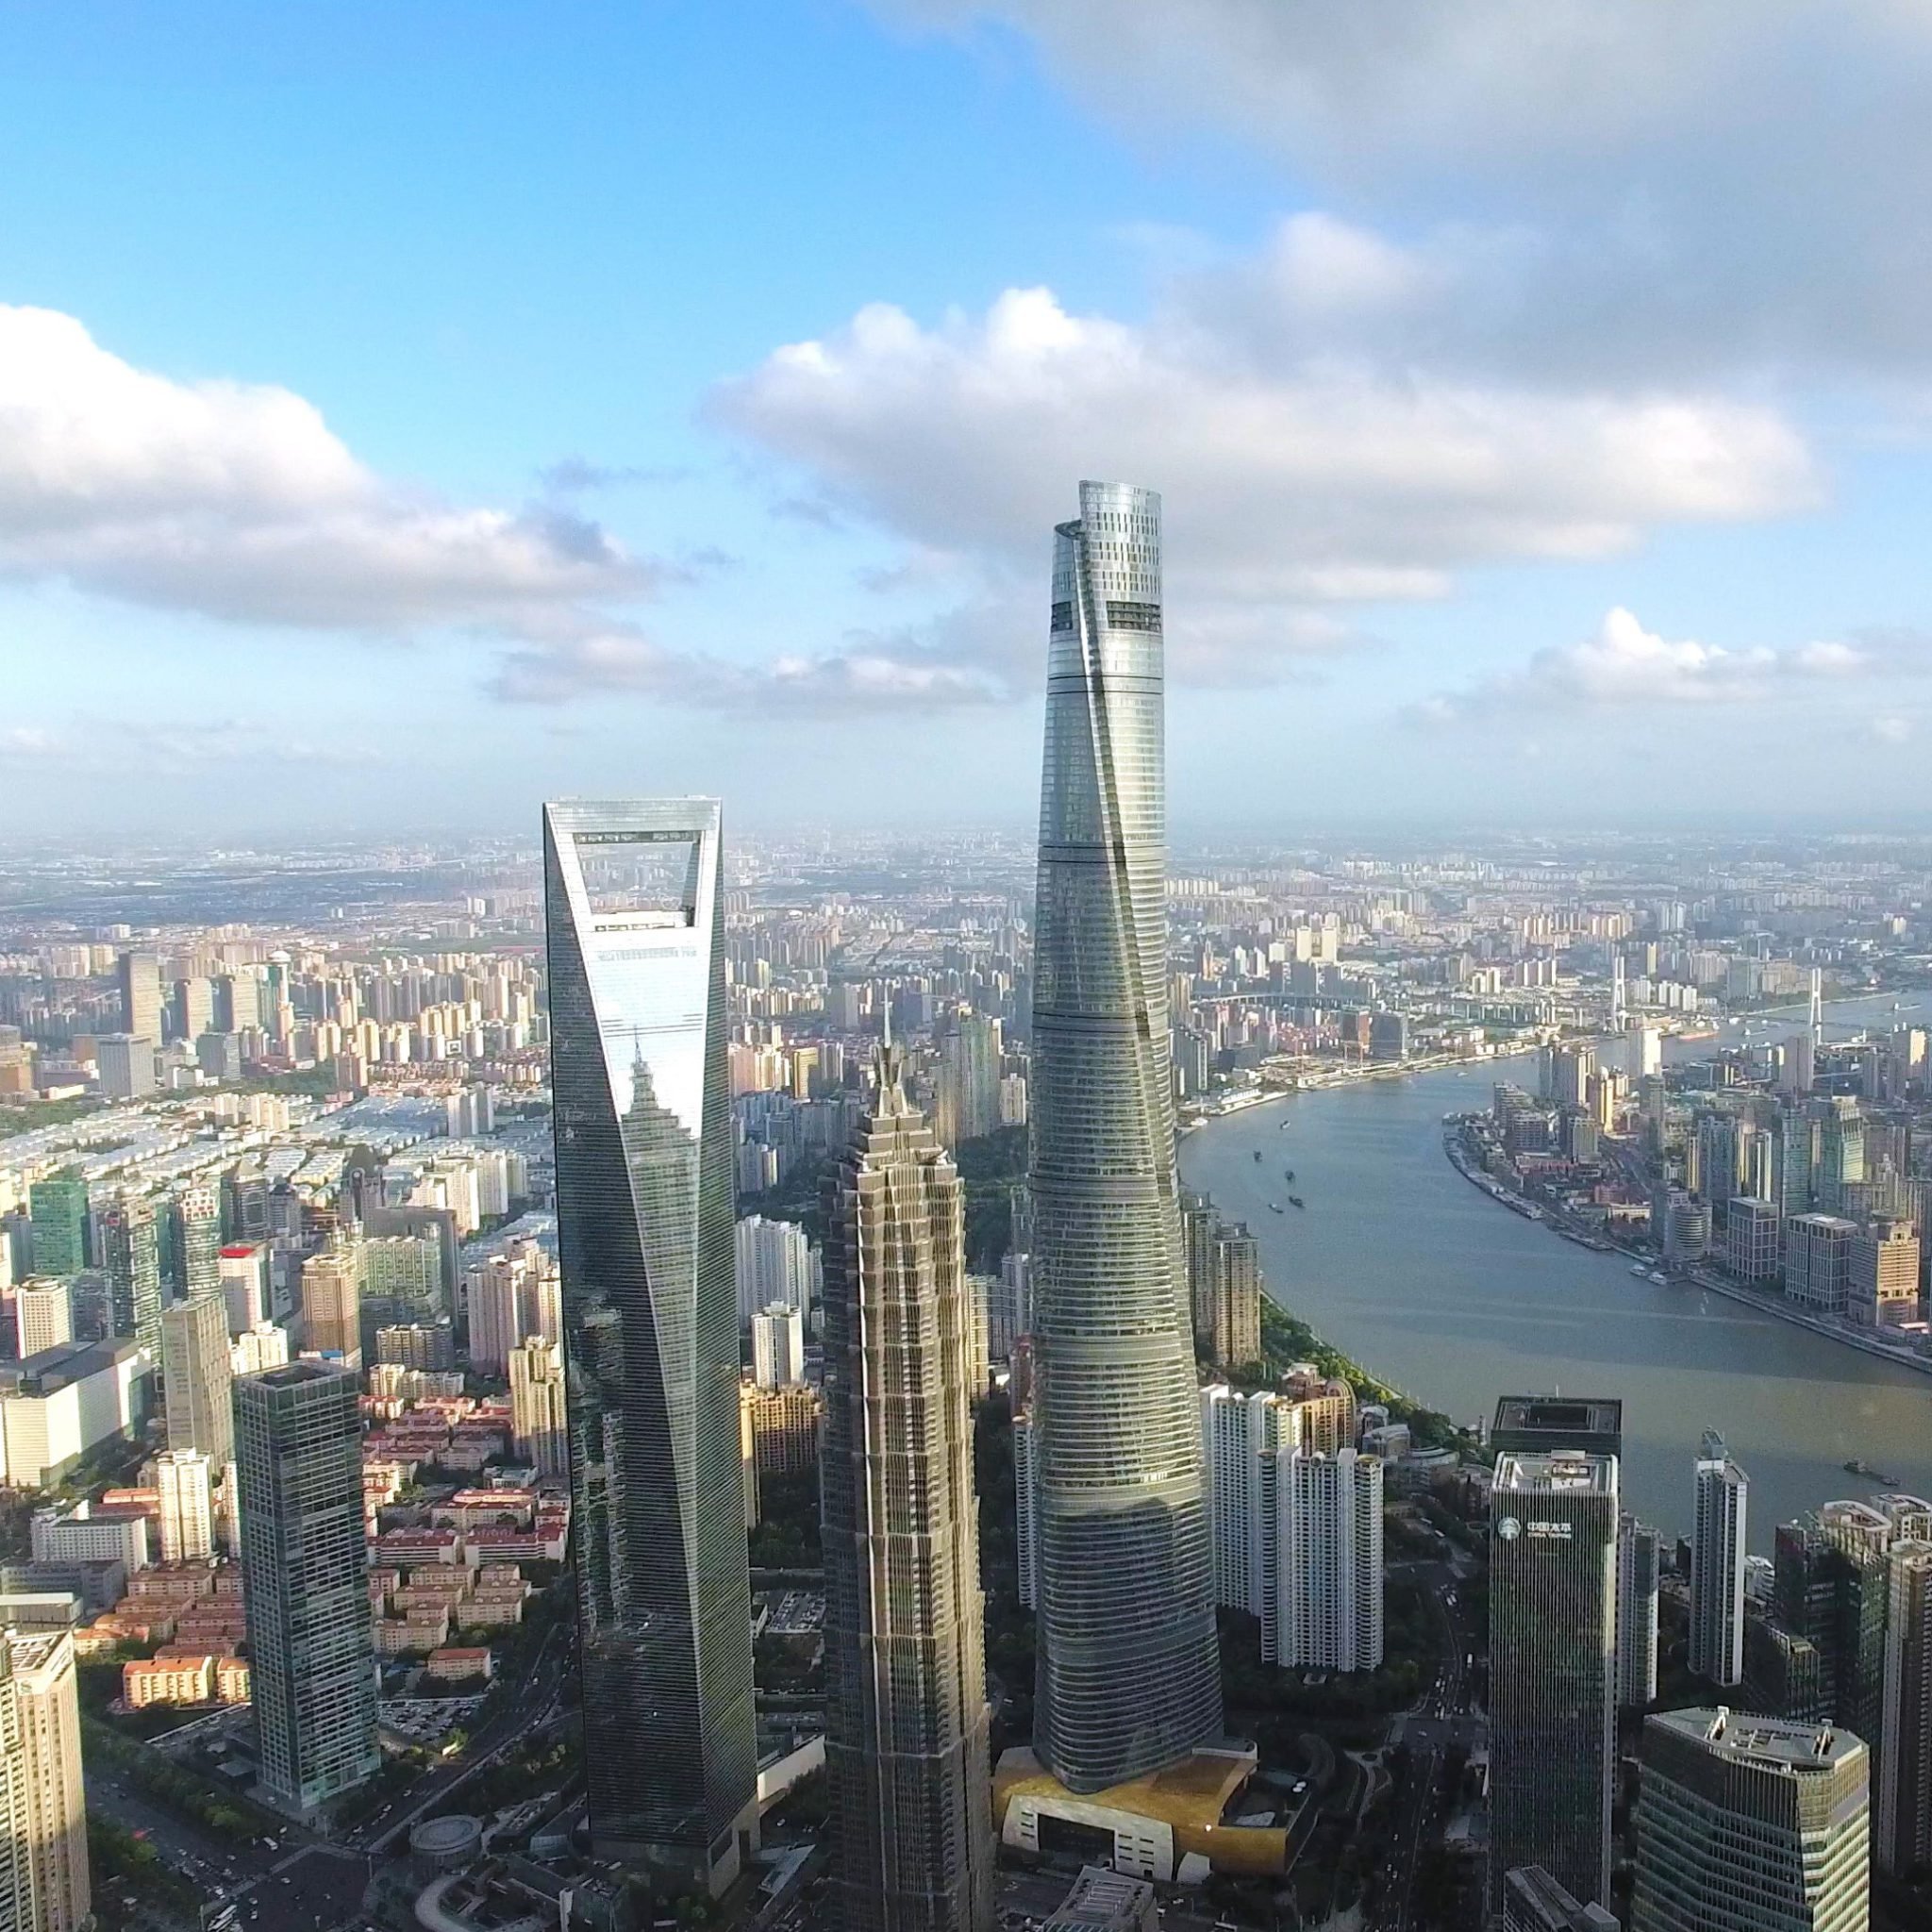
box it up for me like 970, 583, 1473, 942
1026, 481, 1223, 1792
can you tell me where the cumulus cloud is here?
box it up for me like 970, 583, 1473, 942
877, 1, 1930, 175
874, 4, 1932, 388
490, 607, 1013, 712
712, 284, 1814, 685
0, 306, 658, 634
1417, 610, 1932, 724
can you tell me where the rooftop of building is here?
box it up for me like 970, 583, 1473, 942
1491, 1395, 1623, 1438
1493, 1449, 1617, 1494
993, 1740, 1286, 1877
7, 1629, 71, 1674
0, 1337, 142, 1393
1649, 1706, 1865, 1774
251, 1359, 349, 1390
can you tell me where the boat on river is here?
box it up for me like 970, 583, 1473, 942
1288, 1195, 1305, 1209
1845, 1458, 1898, 1485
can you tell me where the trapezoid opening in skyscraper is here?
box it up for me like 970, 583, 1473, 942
542, 799, 758, 1898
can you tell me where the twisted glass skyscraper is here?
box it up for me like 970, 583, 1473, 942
544, 800, 758, 1896
1029, 481, 1223, 1791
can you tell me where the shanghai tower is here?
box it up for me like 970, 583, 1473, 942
1029, 481, 1223, 1790
543, 800, 758, 1896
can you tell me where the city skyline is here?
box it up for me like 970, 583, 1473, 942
7, 5, 1932, 837
4, 800, 1932, 1925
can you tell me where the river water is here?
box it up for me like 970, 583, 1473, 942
1177, 996, 1932, 1550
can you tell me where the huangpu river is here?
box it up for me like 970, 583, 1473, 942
1177, 995, 1932, 1550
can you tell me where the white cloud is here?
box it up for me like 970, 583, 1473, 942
874, 5, 1932, 389
0, 306, 658, 634
0, 716, 391, 772
1418, 610, 1932, 723
489, 609, 1013, 712
713, 285, 1814, 684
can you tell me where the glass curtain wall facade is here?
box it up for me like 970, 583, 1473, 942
819, 1061, 994, 1932
1490, 1452, 1619, 1919
1631, 1707, 1869, 1932
543, 800, 757, 1895
1028, 481, 1222, 1792
235, 1362, 378, 1816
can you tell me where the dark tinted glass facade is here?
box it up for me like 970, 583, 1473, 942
1490, 1452, 1618, 1918
543, 800, 756, 1895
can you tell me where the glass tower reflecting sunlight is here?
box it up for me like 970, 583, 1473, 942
1029, 481, 1224, 1792
544, 800, 758, 1897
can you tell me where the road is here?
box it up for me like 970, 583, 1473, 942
1379, 1559, 1485, 1931
360, 1617, 573, 1854
88, 1768, 373, 1932
88, 1616, 571, 1932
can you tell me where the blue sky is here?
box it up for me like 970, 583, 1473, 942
3, 0, 1929, 837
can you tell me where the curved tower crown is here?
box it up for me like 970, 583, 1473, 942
1028, 481, 1224, 1791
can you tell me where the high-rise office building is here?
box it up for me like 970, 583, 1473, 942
1280, 1449, 1384, 1674
1724, 1197, 1781, 1282
1199, 1381, 1358, 1666
1776, 1501, 1893, 1747
94, 1194, 161, 1359
160, 1291, 234, 1469
819, 1059, 993, 1932
935, 1012, 1002, 1148
0, 1630, 89, 1932
26, 1174, 86, 1282
1618, 1515, 1661, 1709
733, 1214, 818, 1330
235, 1362, 378, 1817
358, 1234, 443, 1330
1878, 1539, 1932, 1876
544, 798, 757, 1893
750, 1303, 805, 1390
1849, 1219, 1922, 1328
1690, 1431, 1748, 1688
94, 1035, 155, 1103
12, 1281, 71, 1358
1787, 1212, 1858, 1311
1630, 1707, 1868, 1932
1491, 1451, 1618, 1918
230, 1320, 290, 1376
1027, 482, 1222, 1792
154, 1449, 214, 1563
168, 1185, 222, 1302
117, 950, 162, 1046
462, 1237, 561, 1373
219, 1243, 266, 1334
1209, 1224, 1261, 1371
298, 1239, 361, 1366
1182, 1197, 1264, 1371
507, 1337, 569, 1478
